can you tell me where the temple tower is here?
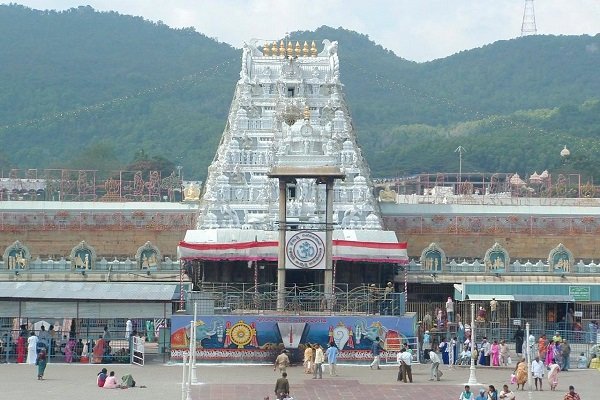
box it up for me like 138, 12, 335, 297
196, 39, 383, 232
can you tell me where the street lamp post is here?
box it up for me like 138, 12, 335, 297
467, 302, 480, 385
526, 322, 532, 395
191, 302, 198, 384
455, 146, 466, 185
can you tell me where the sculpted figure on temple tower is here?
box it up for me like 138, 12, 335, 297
240, 43, 251, 82
321, 40, 339, 82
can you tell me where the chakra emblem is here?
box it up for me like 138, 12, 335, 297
286, 231, 325, 269
225, 320, 257, 348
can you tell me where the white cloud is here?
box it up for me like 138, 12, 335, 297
9, 0, 600, 62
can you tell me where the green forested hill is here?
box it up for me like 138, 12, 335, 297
1, 5, 599, 180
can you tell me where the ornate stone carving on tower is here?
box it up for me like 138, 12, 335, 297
196, 39, 382, 232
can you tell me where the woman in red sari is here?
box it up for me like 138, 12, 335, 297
92, 336, 106, 364
16, 335, 26, 363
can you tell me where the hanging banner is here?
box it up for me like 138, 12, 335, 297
285, 231, 326, 269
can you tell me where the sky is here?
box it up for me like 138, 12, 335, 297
9, 0, 600, 62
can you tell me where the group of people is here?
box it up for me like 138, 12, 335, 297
300, 343, 339, 379
459, 384, 581, 400
460, 384, 512, 400
96, 368, 137, 389
272, 343, 340, 399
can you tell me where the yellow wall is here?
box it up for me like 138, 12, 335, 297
0, 230, 186, 259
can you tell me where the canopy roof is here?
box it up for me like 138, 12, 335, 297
178, 229, 408, 264
0, 282, 177, 301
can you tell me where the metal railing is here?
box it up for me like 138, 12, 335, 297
0, 318, 168, 364
195, 283, 406, 316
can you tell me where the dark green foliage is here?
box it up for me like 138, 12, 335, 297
0, 5, 599, 180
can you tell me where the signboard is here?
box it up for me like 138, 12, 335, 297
285, 231, 326, 269
513, 319, 522, 326
569, 286, 591, 302
170, 314, 417, 362
574, 311, 583, 318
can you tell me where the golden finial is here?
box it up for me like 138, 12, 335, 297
271, 41, 278, 55
310, 40, 317, 57
303, 41, 309, 57
295, 41, 301, 57
279, 40, 285, 56
263, 42, 270, 56
286, 41, 293, 57
303, 106, 311, 121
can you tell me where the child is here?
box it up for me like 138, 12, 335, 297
577, 352, 588, 369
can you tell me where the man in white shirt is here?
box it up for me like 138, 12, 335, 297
125, 319, 132, 339
446, 297, 455, 323
429, 348, 441, 381
397, 348, 413, 383
531, 356, 545, 391
313, 344, 324, 379
527, 333, 536, 358
490, 298, 498, 321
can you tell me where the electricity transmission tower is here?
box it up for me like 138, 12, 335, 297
521, 0, 537, 36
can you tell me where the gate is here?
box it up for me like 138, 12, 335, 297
131, 335, 145, 366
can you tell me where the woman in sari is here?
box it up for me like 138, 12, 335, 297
439, 338, 449, 365
538, 335, 548, 361
64, 337, 76, 363
478, 341, 486, 366
491, 340, 500, 366
547, 358, 561, 391
16, 334, 26, 363
103, 371, 119, 389
545, 341, 555, 365
36, 349, 47, 380
92, 336, 106, 364
514, 357, 528, 391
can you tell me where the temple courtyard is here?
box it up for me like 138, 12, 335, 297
2, 358, 595, 399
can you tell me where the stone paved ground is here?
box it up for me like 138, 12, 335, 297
1, 359, 596, 400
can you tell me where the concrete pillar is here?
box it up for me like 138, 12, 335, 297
277, 179, 287, 311
324, 179, 334, 303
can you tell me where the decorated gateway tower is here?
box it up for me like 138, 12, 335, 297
179, 39, 407, 286
173, 40, 414, 362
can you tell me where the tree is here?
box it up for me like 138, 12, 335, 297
125, 150, 176, 179
64, 142, 121, 178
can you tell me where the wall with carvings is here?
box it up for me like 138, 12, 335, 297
388, 228, 600, 261
0, 229, 186, 259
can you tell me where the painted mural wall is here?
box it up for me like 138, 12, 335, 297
170, 314, 417, 362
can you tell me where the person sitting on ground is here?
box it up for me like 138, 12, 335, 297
475, 388, 487, 400
459, 385, 473, 400
487, 385, 498, 400
121, 374, 136, 388
274, 372, 290, 400
499, 384, 516, 400
97, 368, 108, 387
103, 371, 119, 389
577, 352, 588, 369
563, 385, 581, 400
589, 353, 600, 370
